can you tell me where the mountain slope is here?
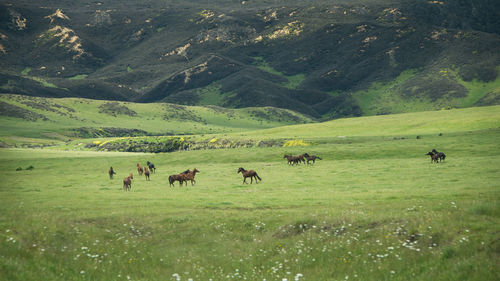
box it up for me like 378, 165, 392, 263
1, 0, 499, 119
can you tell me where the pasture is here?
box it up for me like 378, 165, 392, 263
0, 108, 499, 280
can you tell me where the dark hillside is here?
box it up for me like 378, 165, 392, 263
0, 0, 499, 118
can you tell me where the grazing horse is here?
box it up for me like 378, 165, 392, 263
147, 161, 156, 173
426, 151, 439, 163
123, 173, 133, 191
432, 149, 446, 162
168, 170, 190, 187
137, 163, 144, 175
303, 153, 322, 164
108, 166, 116, 179
237, 167, 261, 184
181, 168, 200, 186
144, 167, 150, 181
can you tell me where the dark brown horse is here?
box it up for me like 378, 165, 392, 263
238, 167, 261, 184
426, 151, 439, 163
123, 173, 133, 191
432, 149, 446, 162
284, 155, 299, 165
168, 170, 190, 187
146, 161, 156, 173
108, 166, 116, 179
181, 168, 200, 186
303, 153, 322, 164
144, 167, 150, 181
137, 163, 144, 175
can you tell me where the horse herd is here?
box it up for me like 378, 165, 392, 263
108, 149, 444, 191
425, 149, 446, 163
107, 152, 322, 191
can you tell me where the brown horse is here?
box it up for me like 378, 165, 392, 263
283, 155, 305, 165
108, 166, 116, 179
284, 155, 299, 165
303, 153, 322, 164
144, 167, 150, 181
426, 151, 439, 163
168, 170, 190, 187
432, 149, 446, 162
123, 173, 133, 191
181, 168, 200, 186
238, 167, 261, 184
137, 163, 143, 175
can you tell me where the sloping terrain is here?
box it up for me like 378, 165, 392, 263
0, 94, 314, 147
0, 0, 499, 118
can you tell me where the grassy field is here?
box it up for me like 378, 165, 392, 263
0, 94, 314, 146
0, 106, 499, 280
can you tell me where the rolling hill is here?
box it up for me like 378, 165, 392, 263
0, 0, 499, 119
0, 94, 314, 148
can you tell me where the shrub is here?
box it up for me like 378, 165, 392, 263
283, 139, 310, 147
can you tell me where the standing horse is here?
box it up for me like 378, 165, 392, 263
181, 168, 200, 186
108, 166, 116, 179
426, 151, 439, 163
147, 161, 156, 173
144, 167, 150, 181
137, 163, 144, 175
432, 149, 446, 162
237, 167, 261, 184
123, 173, 133, 191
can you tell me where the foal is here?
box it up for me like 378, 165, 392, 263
237, 167, 261, 184
123, 173, 133, 191
137, 163, 144, 175
144, 167, 150, 181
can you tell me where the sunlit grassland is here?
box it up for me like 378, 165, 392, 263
352, 68, 500, 116
222, 105, 500, 140
0, 94, 313, 143
0, 108, 499, 280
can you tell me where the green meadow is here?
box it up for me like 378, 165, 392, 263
0, 106, 499, 280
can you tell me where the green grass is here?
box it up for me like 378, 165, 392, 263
21, 68, 31, 76
353, 69, 417, 115
68, 75, 88, 80
253, 57, 306, 89
352, 68, 500, 116
229, 105, 500, 140
455, 68, 500, 107
0, 106, 499, 280
196, 82, 233, 106
0, 94, 314, 145
29, 77, 60, 89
